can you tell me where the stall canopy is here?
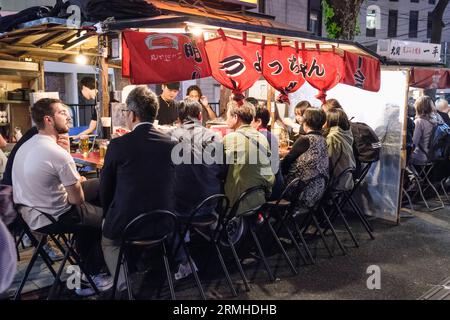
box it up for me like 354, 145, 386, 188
108, 1, 382, 102
0, 17, 101, 64
409, 67, 450, 89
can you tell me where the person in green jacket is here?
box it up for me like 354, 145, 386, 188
323, 108, 356, 191
223, 101, 274, 216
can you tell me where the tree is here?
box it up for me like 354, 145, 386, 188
322, 0, 365, 40
430, 0, 449, 44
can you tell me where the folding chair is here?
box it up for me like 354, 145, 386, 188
320, 167, 361, 249
325, 161, 376, 240
408, 163, 445, 211
218, 186, 272, 289
13, 210, 100, 300
110, 210, 178, 300
264, 177, 314, 265
295, 174, 348, 257
174, 194, 238, 297
12, 215, 59, 300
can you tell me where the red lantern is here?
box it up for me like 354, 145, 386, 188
205, 30, 262, 103
262, 40, 306, 104
303, 46, 344, 103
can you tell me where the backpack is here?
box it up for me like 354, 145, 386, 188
0, 6, 52, 32
426, 122, 450, 161
85, 0, 161, 21
350, 122, 381, 163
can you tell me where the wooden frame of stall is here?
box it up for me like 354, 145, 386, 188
0, 17, 108, 141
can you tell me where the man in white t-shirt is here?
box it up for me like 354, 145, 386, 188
12, 98, 111, 296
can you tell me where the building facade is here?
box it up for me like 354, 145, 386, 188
258, 0, 322, 36
353, 0, 450, 60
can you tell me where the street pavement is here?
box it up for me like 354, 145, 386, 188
4, 199, 450, 300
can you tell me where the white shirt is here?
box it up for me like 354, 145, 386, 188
12, 134, 80, 230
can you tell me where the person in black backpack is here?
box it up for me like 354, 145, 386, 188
322, 99, 381, 178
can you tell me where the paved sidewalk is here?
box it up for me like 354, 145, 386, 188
3, 199, 450, 300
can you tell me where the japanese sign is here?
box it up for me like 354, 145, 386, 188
122, 31, 211, 84
377, 39, 442, 63
205, 32, 262, 100
342, 51, 381, 92
262, 44, 306, 103
303, 50, 344, 102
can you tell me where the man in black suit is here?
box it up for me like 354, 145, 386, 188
100, 86, 176, 292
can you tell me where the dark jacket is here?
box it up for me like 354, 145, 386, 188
100, 123, 176, 240
2, 127, 38, 186
169, 120, 225, 214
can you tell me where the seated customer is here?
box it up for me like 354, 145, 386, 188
100, 86, 177, 292
2, 127, 38, 186
281, 108, 329, 208
12, 98, 108, 296
170, 99, 225, 279
411, 96, 436, 166
323, 108, 356, 191
251, 106, 284, 200
171, 99, 225, 215
0, 218, 16, 294
293, 100, 311, 136
436, 98, 450, 127
224, 101, 274, 216
0, 134, 6, 181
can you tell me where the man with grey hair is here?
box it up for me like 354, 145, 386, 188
224, 101, 274, 216
100, 86, 177, 295
436, 98, 450, 127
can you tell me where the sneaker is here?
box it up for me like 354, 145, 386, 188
43, 244, 64, 262
21, 234, 32, 248
174, 261, 198, 281
75, 273, 113, 297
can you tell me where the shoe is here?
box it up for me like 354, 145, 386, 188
75, 273, 113, 297
43, 244, 64, 262
174, 261, 198, 281
21, 234, 32, 248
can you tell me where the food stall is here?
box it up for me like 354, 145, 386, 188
0, 16, 108, 142
1, 1, 413, 224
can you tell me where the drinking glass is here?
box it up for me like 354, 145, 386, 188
79, 135, 90, 156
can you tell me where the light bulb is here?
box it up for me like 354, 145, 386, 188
190, 27, 203, 37
75, 54, 88, 64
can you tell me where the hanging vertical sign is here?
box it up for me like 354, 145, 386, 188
342, 51, 381, 92
122, 30, 212, 84
205, 29, 262, 102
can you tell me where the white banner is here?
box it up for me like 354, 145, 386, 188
377, 39, 441, 63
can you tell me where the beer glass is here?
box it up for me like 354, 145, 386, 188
99, 140, 108, 160
80, 135, 90, 156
